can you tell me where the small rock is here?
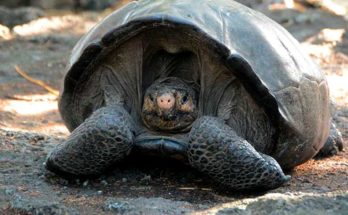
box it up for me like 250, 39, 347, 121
82, 180, 89, 187
101, 180, 108, 186
34, 181, 42, 186
179, 177, 187, 183
122, 178, 127, 183
104, 200, 133, 214
141, 175, 152, 182
97, 190, 103, 195
5, 131, 15, 137
5, 188, 15, 196
319, 186, 330, 192
130, 186, 152, 191
41, 119, 49, 124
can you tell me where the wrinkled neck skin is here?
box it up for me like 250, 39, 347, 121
141, 77, 198, 134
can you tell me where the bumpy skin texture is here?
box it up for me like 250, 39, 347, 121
188, 117, 290, 190
46, 106, 135, 176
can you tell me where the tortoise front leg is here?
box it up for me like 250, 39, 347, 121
188, 117, 290, 191
46, 106, 135, 177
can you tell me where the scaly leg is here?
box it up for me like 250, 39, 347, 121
188, 116, 290, 190
46, 106, 135, 176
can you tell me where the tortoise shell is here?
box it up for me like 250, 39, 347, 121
59, 0, 330, 169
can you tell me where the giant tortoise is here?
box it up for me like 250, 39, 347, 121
46, 0, 343, 190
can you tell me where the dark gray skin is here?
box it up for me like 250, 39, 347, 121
46, 77, 342, 190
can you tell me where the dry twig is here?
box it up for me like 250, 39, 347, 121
14, 65, 59, 96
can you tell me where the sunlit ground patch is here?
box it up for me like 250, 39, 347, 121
302, 28, 345, 61
300, 28, 348, 107
12, 15, 98, 38
326, 72, 348, 107
0, 93, 68, 136
2, 123, 68, 137
3, 98, 57, 116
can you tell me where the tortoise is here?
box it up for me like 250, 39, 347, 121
46, 0, 343, 190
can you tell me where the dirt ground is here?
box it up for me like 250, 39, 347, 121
0, 1, 348, 214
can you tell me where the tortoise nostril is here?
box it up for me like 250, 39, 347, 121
157, 94, 175, 109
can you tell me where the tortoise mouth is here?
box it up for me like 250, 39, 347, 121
142, 110, 197, 133
159, 112, 177, 121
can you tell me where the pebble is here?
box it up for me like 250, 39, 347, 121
41, 119, 49, 124
141, 175, 152, 182
97, 190, 103, 195
122, 178, 127, 183
101, 180, 108, 186
319, 186, 330, 192
34, 181, 42, 186
59, 179, 69, 186
83, 180, 89, 187
105, 201, 133, 213
5, 188, 15, 196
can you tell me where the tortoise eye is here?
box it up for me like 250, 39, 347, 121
182, 95, 188, 104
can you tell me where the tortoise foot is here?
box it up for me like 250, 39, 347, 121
316, 123, 344, 158
188, 116, 290, 191
46, 106, 135, 177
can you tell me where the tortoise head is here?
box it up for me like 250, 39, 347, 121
142, 77, 198, 133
